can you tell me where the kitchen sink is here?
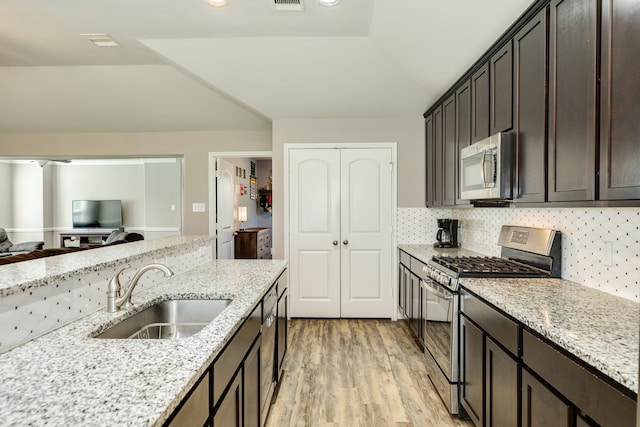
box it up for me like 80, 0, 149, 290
95, 299, 232, 339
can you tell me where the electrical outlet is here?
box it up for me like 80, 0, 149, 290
602, 241, 613, 267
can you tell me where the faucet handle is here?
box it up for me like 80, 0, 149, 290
106, 265, 132, 313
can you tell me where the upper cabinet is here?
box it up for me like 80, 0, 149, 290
490, 40, 514, 135
548, 0, 598, 202
599, 0, 640, 200
423, 0, 640, 207
513, 8, 548, 203
425, 114, 435, 207
471, 63, 490, 144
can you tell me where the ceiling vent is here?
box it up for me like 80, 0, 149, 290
80, 33, 120, 48
272, 0, 304, 11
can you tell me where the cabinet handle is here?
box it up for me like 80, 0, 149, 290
332, 240, 339, 246
343, 240, 349, 245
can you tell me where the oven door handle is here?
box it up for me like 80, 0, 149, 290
424, 279, 453, 301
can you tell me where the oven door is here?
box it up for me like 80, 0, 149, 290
422, 278, 458, 382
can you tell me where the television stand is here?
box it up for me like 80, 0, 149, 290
59, 232, 112, 248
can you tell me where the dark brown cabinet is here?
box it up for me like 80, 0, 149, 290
243, 339, 261, 427
425, 114, 435, 207
456, 80, 472, 205
485, 337, 519, 427
409, 271, 421, 338
214, 370, 243, 427
548, 0, 598, 202
522, 369, 572, 427
513, 7, 548, 203
235, 228, 271, 259
490, 40, 514, 134
599, 0, 640, 200
460, 314, 484, 426
433, 105, 444, 206
276, 283, 288, 383
471, 63, 490, 143
443, 95, 457, 206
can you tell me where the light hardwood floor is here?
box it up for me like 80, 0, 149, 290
266, 319, 473, 427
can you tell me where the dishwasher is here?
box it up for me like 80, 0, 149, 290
260, 285, 277, 426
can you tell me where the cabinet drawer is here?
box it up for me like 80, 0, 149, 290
213, 303, 261, 407
410, 257, 427, 276
399, 250, 411, 267
460, 290, 519, 356
522, 330, 636, 427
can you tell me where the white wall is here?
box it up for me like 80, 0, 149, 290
144, 159, 182, 239
271, 117, 424, 258
54, 163, 146, 230
10, 163, 44, 242
397, 207, 640, 302
0, 162, 12, 228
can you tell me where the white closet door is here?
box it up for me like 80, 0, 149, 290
289, 149, 341, 317
216, 158, 235, 259
340, 148, 393, 317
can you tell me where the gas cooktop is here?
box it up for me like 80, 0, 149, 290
430, 255, 551, 278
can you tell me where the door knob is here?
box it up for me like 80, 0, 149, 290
332, 240, 339, 246
343, 240, 349, 245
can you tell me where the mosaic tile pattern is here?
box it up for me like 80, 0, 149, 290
397, 207, 640, 301
0, 237, 215, 354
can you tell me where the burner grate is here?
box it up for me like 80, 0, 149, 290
431, 256, 549, 277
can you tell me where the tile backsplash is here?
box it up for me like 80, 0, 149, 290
398, 207, 640, 302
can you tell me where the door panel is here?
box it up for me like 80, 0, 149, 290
289, 149, 341, 318
216, 158, 235, 259
340, 148, 392, 318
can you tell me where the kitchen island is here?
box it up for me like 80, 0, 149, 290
0, 258, 287, 426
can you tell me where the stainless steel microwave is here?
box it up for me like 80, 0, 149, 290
460, 132, 514, 201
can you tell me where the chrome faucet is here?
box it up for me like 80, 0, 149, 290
106, 263, 174, 312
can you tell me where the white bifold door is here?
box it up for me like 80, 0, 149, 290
289, 147, 393, 318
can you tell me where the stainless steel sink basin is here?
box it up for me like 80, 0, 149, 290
95, 299, 232, 339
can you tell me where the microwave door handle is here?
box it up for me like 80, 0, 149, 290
480, 150, 487, 186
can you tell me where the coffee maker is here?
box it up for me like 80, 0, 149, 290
433, 218, 459, 248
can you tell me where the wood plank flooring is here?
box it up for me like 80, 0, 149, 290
266, 319, 473, 427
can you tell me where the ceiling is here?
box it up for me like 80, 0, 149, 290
0, 0, 534, 133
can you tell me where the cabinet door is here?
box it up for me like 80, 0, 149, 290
456, 80, 472, 205
276, 289, 288, 381
398, 264, 407, 315
599, 0, 640, 200
522, 369, 572, 427
425, 114, 435, 207
471, 63, 490, 143
460, 315, 484, 427
490, 40, 514, 134
243, 339, 261, 427
442, 94, 457, 206
548, 0, 598, 202
513, 8, 548, 203
214, 370, 243, 427
409, 272, 421, 338
433, 105, 444, 206
485, 337, 519, 427
167, 372, 210, 427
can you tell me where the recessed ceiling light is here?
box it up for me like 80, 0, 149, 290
206, 0, 227, 7
318, 0, 340, 7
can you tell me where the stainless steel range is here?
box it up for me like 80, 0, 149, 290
420, 225, 561, 414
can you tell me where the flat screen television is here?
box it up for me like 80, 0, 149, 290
72, 200, 123, 229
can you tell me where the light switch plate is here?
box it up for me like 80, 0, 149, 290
192, 202, 206, 213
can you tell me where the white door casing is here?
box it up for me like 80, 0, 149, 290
288, 145, 394, 318
216, 158, 235, 259
289, 149, 341, 317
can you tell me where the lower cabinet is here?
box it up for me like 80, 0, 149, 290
522, 368, 572, 427
164, 271, 288, 427
214, 369, 244, 427
460, 287, 636, 427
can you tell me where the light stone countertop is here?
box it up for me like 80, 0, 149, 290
398, 244, 639, 395
0, 259, 288, 426
0, 235, 216, 297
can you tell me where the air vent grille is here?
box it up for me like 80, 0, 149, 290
273, 0, 304, 11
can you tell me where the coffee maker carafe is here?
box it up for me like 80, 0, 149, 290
434, 218, 459, 248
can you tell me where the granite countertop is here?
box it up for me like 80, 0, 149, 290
398, 244, 639, 395
0, 259, 288, 426
0, 235, 215, 297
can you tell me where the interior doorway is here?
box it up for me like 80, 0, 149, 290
208, 151, 273, 260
